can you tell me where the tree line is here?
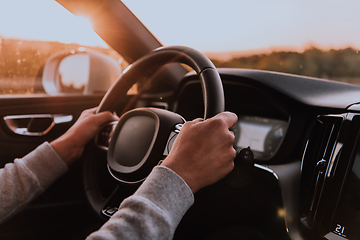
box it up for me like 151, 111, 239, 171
211, 47, 360, 85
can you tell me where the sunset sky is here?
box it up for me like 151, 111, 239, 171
0, 0, 106, 47
1, 0, 360, 53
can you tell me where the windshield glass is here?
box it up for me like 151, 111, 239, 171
0, 0, 124, 95
123, 0, 360, 86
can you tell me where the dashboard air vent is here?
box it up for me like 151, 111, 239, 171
300, 115, 343, 227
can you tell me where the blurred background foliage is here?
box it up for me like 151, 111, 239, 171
211, 47, 360, 86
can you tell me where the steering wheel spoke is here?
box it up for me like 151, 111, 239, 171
163, 123, 183, 156
95, 121, 118, 151
101, 185, 121, 217
100, 183, 140, 218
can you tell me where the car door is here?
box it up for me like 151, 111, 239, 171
0, 94, 104, 239
0, 2, 125, 238
0, 0, 184, 238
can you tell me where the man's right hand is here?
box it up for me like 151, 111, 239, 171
162, 112, 238, 193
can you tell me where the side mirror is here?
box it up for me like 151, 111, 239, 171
42, 48, 121, 95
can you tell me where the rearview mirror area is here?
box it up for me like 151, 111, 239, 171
43, 48, 121, 95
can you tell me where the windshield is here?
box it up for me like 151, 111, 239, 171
1, 1, 360, 92
123, 0, 360, 86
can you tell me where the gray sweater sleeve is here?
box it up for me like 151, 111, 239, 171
87, 166, 195, 240
0, 142, 68, 224
0, 142, 194, 239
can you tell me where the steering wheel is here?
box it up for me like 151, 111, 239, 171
83, 45, 225, 219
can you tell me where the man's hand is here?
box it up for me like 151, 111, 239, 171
162, 112, 238, 193
51, 107, 118, 166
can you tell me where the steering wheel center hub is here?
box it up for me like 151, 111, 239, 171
107, 108, 184, 183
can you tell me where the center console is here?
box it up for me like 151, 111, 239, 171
300, 112, 360, 240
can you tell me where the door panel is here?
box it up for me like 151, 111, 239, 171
0, 95, 102, 166
0, 94, 105, 239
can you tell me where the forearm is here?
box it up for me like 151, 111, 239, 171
87, 166, 194, 240
0, 142, 68, 224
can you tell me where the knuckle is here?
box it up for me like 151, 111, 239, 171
230, 147, 237, 159
193, 118, 204, 122
224, 148, 236, 160
228, 112, 238, 122
183, 121, 192, 126
229, 131, 236, 142
224, 133, 236, 146
208, 117, 226, 129
104, 111, 113, 118
223, 161, 234, 176
181, 121, 193, 129
228, 161, 235, 171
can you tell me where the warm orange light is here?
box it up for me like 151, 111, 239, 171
277, 208, 286, 218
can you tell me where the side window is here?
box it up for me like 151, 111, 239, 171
0, 38, 128, 96
0, 2, 128, 96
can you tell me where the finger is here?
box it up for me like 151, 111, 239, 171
84, 107, 98, 114
211, 111, 238, 128
191, 118, 204, 123
92, 111, 118, 125
229, 129, 235, 138
182, 118, 203, 129
78, 107, 97, 119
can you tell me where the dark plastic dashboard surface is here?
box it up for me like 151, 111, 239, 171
168, 68, 360, 239
172, 68, 360, 165
216, 68, 360, 110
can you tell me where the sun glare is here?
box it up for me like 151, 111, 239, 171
67, 15, 106, 47
0, 1, 107, 48
74, 16, 94, 33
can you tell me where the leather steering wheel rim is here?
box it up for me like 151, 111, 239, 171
97, 45, 224, 119
84, 45, 225, 218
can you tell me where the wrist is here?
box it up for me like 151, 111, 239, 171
50, 135, 84, 166
161, 159, 200, 194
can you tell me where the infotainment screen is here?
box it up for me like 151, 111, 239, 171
232, 116, 288, 160
325, 147, 360, 239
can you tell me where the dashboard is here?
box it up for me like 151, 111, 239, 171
132, 67, 360, 239
156, 68, 360, 239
